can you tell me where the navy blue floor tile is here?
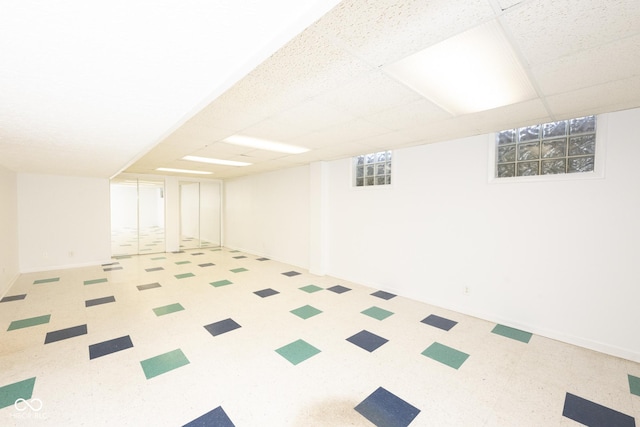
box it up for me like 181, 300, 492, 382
254, 288, 280, 298
85, 296, 116, 307
145, 267, 164, 272
371, 290, 396, 300
89, 335, 134, 359
562, 392, 635, 427
204, 318, 242, 337
355, 387, 421, 427
137, 282, 161, 291
233, 256, 247, 259
327, 285, 351, 294
45, 324, 88, 344
183, 406, 235, 427
282, 271, 301, 277
199, 263, 215, 267
1, 294, 27, 303
256, 258, 270, 261
102, 262, 120, 267
421, 314, 458, 331
191, 252, 204, 256
346, 330, 389, 353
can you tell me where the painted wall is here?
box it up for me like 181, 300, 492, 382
0, 166, 19, 297
18, 173, 111, 272
324, 108, 640, 362
224, 165, 310, 268
200, 181, 221, 246
180, 182, 200, 240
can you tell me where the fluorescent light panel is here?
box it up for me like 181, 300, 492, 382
383, 20, 536, 115
156, 167, 212, 175
222, 135, 309, 154
183, 155, 251, 167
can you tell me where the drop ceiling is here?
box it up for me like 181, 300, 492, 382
2, 0, 639, 180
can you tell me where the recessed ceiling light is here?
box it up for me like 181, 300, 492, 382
222, 135, 309, 154
383, 20, 536, 115
156, 167, 212, 175
182, 155, 252, 167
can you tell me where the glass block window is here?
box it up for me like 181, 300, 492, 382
496, 115, 596, 178
354, 151, 392, 187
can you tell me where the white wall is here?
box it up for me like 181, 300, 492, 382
324, 108, 640, 362
18, 173, 111, 272
224, 165, 310, 268
0, 165, 19, 297
110, 184, 138, 229
180, 182, 200, 240
200, 181, 221, 246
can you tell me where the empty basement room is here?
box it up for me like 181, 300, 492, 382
1, 0, 640, 426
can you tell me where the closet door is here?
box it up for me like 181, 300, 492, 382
110, 179, 139, 256
179, 181, 201, 250
110, 178, 166, 256
137, 179, 166, 254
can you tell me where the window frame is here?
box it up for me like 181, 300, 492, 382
488, 114, 607, 184
352, 150, 393, 189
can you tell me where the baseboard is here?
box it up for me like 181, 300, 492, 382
19, 259, 113, 274
326, 274, 640, 364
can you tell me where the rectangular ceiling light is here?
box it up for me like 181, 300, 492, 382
383, 20, 536, 115
182, 155, 251, 167
156, 167, 212, 175
222, 135, 309, 154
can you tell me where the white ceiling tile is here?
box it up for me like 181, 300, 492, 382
362, 99, 453, 130
503, 0, 640, 66
313, 70, 424, 116
300, 118, 396, 147
318, 0, 496, 66
269, 100, 358, 132
531, 34, 640, 95
545, 75, 640, 118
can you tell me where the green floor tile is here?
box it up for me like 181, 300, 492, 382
151, 257, 166, 260
230, 268, 248, 273
113, 255, 132, 259
0, 377, 36, 409
140, 349, 190, 379
8, 314, 51, 331
491, 324, 532, 343
361, 306, 394, 321
629, 374, 640, 396
299, 285, 323, 293
422, 342, 469, 369
33, 277, 59, 285
175, 273, 195, 279
84, 278, 108, 285
175, 261, 191, 265
275, 339, 321, 365
290, 305, 323, 319
210, 248, 222, 252
210, 279, 233, 287
153, 303, 185, 317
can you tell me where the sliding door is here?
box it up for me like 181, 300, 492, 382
179, 181, 221, 250
110, 178, 165, 256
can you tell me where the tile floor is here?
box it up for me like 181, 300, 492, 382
1, 248, 639, 426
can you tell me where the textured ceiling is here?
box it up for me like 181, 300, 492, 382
2, 0, 640, 180
0, 0, 341, 177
